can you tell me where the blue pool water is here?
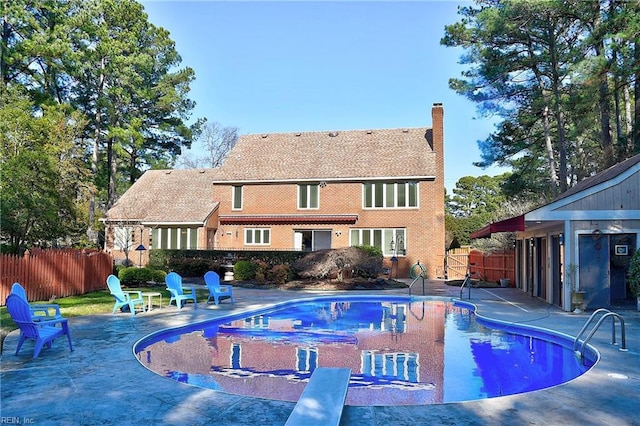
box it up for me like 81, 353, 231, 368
134, 296, 597, 406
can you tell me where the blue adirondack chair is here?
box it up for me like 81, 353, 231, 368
106, 275, 145, 315
10, 283, 62, 321
5, 293, 73, 358
204, 271, 234, 305
165, 272, 197, 309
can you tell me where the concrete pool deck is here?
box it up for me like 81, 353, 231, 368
1, 281, 639, 425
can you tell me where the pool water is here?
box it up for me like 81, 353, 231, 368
134, 296, 596, 406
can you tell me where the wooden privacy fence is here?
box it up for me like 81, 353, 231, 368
1, 249, 113, 305
469, 249, 515, 284
445, 247, 515, 284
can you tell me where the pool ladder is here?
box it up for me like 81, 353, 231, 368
573, 308, 628, 359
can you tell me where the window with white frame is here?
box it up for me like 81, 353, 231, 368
298, 184, 319, 209
113, 226, 133, 251
151, 227, 198, 249
363, 182, 418, 208
232, 185, 243, 210
245, 228, 271, 245
350, 228, 406, 256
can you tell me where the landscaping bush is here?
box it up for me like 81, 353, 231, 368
234, 260, 256, 280
292, 246, 383, 280
168, 257, 218, 277
119, 267, 166, 287
254, 260, 269, 284
268, 264, 291, 285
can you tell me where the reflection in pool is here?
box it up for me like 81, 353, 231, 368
134, 296, 596, 406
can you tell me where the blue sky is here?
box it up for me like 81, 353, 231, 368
142, 0, 506, 191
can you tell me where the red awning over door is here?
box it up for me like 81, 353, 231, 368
470, 215, 525, 239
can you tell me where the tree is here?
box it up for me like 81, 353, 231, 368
0, 88, 88, 253
446, 174, 509, 218
177, 120, 239, 169
442, 0, 639, 197
2, 0, 202, 246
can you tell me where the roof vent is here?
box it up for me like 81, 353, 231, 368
165, 170, 172, 174
261, 134, 268, 138
366, 130, 373, 134
199, 170, 206, 173
328, 131, 339, 137
402, 129, 409, 133
295, 132, 302, 136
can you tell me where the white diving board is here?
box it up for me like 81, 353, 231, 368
285, 367, 351, 426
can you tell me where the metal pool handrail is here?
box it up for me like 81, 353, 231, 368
573, 308, 627, 358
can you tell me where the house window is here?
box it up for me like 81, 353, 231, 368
113, 226, 133, 251
363, 182, 418, 208
245, 228, 271, 245
350, 228, 406, 256
298, 184, 319, 209
151, 228, 198, 249
232, 185, 243, 210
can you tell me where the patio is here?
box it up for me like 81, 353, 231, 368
1, 281, 639, 425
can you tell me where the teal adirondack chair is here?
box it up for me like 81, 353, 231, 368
5, 293, 73, 358
165, 272, 197, 309
204, 271, 234, 305
106, 275, 145, 315
10, 282, 62, 321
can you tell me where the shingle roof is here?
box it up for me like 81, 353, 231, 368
211, 128, 437, 182
553, 153, 640, 203
105, 169, 218, 224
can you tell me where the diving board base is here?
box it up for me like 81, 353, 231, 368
285, 367, 351, 426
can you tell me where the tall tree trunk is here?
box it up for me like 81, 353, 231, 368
634, 41, 640, 153
107, 135, 117, 209
88, 58, 105, 244
547, 21, 568, 192
594, 40, 615, 166
624, 82, 633, 156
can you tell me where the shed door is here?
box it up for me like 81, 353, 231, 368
579, 234, 609, 309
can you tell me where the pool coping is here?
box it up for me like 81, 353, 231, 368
1, 282, 639, 425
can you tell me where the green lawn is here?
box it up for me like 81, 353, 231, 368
0, 286, 204, 347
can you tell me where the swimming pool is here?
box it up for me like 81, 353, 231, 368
134, 296, 597, 406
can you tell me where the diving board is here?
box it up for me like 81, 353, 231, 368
285, 367, 351, 426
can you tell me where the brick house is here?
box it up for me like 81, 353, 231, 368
103, 103, 445, 277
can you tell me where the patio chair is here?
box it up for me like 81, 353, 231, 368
5, 293, 73, 358
165, 272, 198, 309
106, 275, 145, 315
10, 282, 62, 321
204, 271, 234, 305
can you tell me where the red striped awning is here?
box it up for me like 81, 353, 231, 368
470, 215, 525, 239
219, 214, 358, 225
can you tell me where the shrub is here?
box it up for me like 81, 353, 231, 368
119, 267, 166, 287
254, 260, 269, 284
292, 246, 383, 280
268, 264, 290, 285
627, 250, 640, 298
167, 258, 217, 277
234, 260, 256, 280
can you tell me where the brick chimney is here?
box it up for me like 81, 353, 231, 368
431, 102, 444, 183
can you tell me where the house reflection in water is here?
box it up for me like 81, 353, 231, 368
139, 300, 449, 406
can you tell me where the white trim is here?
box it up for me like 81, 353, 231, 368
212, 175, 435, 184
526, 209, 640, 221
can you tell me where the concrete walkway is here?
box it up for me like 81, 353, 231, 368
1, 281, 639, 425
